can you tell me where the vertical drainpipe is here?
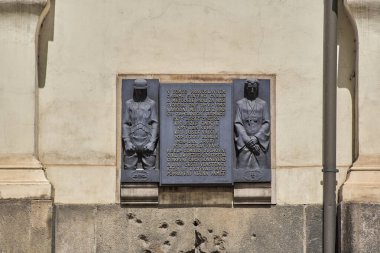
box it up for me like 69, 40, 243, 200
323, 0, 338, 253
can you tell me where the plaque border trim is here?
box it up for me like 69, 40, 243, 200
116, 74, 277, 205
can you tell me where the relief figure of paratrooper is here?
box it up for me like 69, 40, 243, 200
122, 79, 159, 170
234, 79, 270, 170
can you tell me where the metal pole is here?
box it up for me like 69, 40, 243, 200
323, 0, 338, 252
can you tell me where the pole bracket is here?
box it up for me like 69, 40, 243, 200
322, 168, 339, 173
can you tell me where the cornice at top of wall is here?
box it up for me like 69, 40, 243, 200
0, 0, 46, 5
0, 0, 49, 16
0, 0, 47, 8
345, 0, 380, 9
344, 0, 380, 27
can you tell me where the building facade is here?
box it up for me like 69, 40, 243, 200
0, 0, 379, 252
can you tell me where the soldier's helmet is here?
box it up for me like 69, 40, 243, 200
134, 79, 148, 89
245, 79, 259, 87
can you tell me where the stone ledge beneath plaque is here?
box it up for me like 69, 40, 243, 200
121, 184, 273, 206
160, 186, 233, 206
120, 183, 158, 205
233, 183, 271, 205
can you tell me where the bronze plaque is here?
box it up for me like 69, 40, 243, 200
160, 83, 233, 185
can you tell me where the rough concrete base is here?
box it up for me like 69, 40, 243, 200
2, 202, 378, 252
0, 200, 52, 253
54, 204, 322, 253
339, 202, 380, 253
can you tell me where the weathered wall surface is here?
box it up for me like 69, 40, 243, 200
54, 204, 322, 253
339, 203, 380, 253
38, 0, 354, 204
0, 200, 52, 253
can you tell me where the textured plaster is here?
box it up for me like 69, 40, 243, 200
0, 200, 52, 253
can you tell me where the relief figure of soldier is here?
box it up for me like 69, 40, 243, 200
234, 79, 270, 170
122, 79, 159, 170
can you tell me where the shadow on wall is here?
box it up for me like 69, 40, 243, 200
38, 0, 56, 89
337, 0, 357, 162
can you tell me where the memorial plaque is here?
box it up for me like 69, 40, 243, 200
160, 84, 233, 185
121, 79, 160, 183
232, 79, 271, 182
120, 77, 272, 185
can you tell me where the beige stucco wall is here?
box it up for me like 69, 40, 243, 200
35, 0, 355, 204
347, 0, 380, 157
0, 7, 39, 155
0, 1, 52, 200
339, 0, 380, 204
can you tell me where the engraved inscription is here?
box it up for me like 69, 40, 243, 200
166, 89, 227, 177
131, 171, 149, 181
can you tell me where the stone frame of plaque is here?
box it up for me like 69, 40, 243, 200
118, 74, 276, 205
120, 79, 160, 183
